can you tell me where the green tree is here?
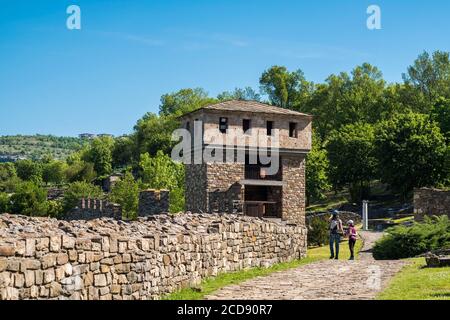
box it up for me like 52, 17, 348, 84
0, 192, 10, 213
63, 181, 103, 212
133, 113, 179, 156
403, 51, 450, 103
305, 135, 330, 204
83, 137, 114, 177
42, 160, 67, 185
139, 151, 185, 212
431, 97, 450, 142
65, 161, 96, 183
326, 123, 377, 202
306, 64, 385, 140
217, 87, 261, 101
375, 112, 447, 197
159, 88, 216, 117
259, 66, 312, 110
0, 163, 17, 182
112, 136, 135, 168
10, 181, 48, 216
0, 163, 18, 192
109, 171, 139, 220
15, 159, 43, 184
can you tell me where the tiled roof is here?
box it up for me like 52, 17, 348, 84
181, 100, 312, 117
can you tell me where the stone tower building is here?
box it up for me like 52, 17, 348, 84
179, 100, 312, 226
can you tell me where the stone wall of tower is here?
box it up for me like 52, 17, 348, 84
206, 162, 244, 214
185, 164, 208, 213
185, 161, 245, 214
281, 155, 306, 226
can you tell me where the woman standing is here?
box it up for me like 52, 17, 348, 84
329, 210, 344, 260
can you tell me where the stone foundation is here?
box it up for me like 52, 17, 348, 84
414, 188, 450, 221
0, 213, 307, 300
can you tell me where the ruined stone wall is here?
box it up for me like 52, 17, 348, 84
414, 188, 450, 221
0, 213, 307, 300
282, 155, 306, 226
138, 190, 169, 216
65, 190, 169, 221
65, 199, 122, 220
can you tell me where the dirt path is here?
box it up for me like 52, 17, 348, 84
205, 231, 407, 300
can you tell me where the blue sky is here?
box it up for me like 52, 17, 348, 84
0, 0, 449, 136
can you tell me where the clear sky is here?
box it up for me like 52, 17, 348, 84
1, 0, 449, 136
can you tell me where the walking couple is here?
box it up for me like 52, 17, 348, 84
329, 210, 358, 260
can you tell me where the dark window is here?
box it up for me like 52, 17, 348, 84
185, 121, 190, 131
289, 122, 298, 138
243, 119, 251, 133
219, 117, 228, 133
266, 121, 273, 136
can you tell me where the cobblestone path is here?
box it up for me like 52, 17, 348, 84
205, 231, 407, 300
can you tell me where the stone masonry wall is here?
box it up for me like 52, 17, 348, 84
282, 155, 306, 226
185, 164, 208, 213
414, 188, 450, 221
0, 213, 307, 300
185, 162, 245, 214
206, 162, 244, 214
138, 190, 169, 216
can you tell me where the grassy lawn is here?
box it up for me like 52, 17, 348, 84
378, 258, 450, 300
164, 239, 363, 300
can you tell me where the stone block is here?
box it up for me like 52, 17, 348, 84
0, 245, 15, 257
94, 274, 107, 287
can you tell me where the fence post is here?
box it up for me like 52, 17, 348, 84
362, 200, 369, 231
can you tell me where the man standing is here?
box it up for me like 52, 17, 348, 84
329, 210, 344, 260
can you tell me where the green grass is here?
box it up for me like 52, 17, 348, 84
378, 258, 450, 300
392, 216, 415, 224
164, 239, 363, 300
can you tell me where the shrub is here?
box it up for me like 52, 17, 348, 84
373, 216, 450, 260
109, 172, 139, 220
0, 192, 10, 213
63, 181, 103, 212
140, 151, 185, 213
46, 200, 64, 218
307, 216, 329, 247
10, 181, 48, 216
0, 176, 23, 193
15, 159, 43, 184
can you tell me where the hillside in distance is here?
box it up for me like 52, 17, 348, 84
0, 135, 86, 161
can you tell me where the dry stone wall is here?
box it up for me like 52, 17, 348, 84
0, 213, 307, 300
414, 188, 450, 220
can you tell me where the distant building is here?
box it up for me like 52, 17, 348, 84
98, 134, 114, 138
0, 155, 27, 163
78, 133, 114, 140
79, 133, 97, 140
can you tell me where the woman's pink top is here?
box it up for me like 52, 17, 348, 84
349, 226, 357, 240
